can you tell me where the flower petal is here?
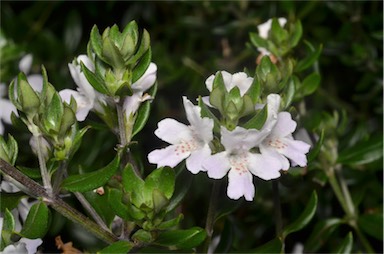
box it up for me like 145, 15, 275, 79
227, 169, 254, 201
19, 54, 33, 74
221, 126, 265, 152
0, 99, 17, 124
260, 144, 290, 170
147, 145, 190, 168
59, 89, 92, 121
271, 112, 297, 138
183, 97, 213, 143
231, 72, 253, 96
247, 152, 282, 180
186, 144, 211, 174
203, 152, 231, 179
26, 74, 43, 93
205, 74, 215, 91
123, 93, 143, 117
77, 54, 95, 71
154, 118, 193, 144
131, 63, 157, 92
279, 138, 311, 167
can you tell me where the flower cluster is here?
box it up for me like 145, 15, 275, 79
148, 71, 310, 201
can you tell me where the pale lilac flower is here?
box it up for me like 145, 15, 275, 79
257, 18, 287, 55
259, 94, 311, 170
59, 55, 104, 121
123, 62, 157, 117
148, 96, 213, 174
203, 71, 253, 106
203, 126, 281, 201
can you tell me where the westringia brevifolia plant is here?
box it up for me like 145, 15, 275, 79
0, 15, 381, 254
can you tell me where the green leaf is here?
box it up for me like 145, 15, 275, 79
155, 227, 206, 249
244, 104, 268, 130
248, 238, 283, 253
132, 82, 157, 137
90, 25, 103, 59
289, 20, 303, 48
132, 48, 152, 83
127, 29, 150, 65
107, 188, 130, 220
19, 202, 50, 239
97, 240, 133, 254
198, 96, 221, 134
0, 192, 26, 212
83, 190, 116, 226
308, 129, 325, 162
17, 166, 41, 179
334, 232, 353, 254
304, 218, 342, 252
43, 92, 64, 133
282, 76, 297, 110
132, 229, 153, 243
80, 62, 109, 94
156, 214, 183, 230
358, 213, 383, 240
298, 72, 321, 97
144, 167, 175, 202
122, 163, 145, 207
0, 134, 18, 165
1, 209, 15, 249
102, 37, 125, 69
61, 154, 120, 192
249, 32, 268, 50
270, 18, 289, 43
295, 41, 322, 72
165, 166, 192, 213
18, 73, 40, 114
282, 191, 317, 238
337, 135, 383, 166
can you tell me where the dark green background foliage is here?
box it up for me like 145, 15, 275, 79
1, 1, 382, 253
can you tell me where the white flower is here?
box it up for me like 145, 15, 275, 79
205, 71, 253, 96
123, 62, 157, 117
257, 18, 287, 55
203, 71, 253, 106
260, 112, 311, 170
148, 96, 214, 174
259, 94, 311, 170
59, 55, 104, 121
203, 126, 281, 201
0, 84, 17, 135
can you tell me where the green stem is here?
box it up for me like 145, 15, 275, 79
116, 101, 128, 149
352, 223, 375, 253
0, 159, 119, 244
272, 180, 283, 238
35, 134, 53, 197
203, 181, 221, 253
326, 167, 352, 218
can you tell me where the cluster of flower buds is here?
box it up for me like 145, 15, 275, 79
148, 18, 312, 201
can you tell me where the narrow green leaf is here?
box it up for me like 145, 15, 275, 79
299, 72, 321, 97
295, 41, 322, 72
8, 80, 21, 110
132, 48, 152, 83
18, 74, 40, 113
289, 20, 303, 48
337, 135, 383, 166
0, 192, 26, 212
157, 214, 183, 230
122, 163, 145, 207
249, 238, 283, 253
102, 37, 125, 69
283, 76, 297, 109
97, 240, 133, 254
80, 62, 109, 94
270, 18, 289, 43
1, 209, 15, 248
19, 202, 50, 239
244, 104, 268, 130
127, 29, 150, 64
132, 229, 153, 243
90, 25, 103, 59
335, 232, 353, 254
282, 191, 317, 238
43, 92, 64, 133
308, 129, 325, 162
249, 32, 268, 49
358, 213, 383, 240
155, 227, 206, 249
17, 166, 41, 179
61, 154, 120, 192
144, 167, 175, 201
132, 82, 157, 138
83, 190, 116, 226
304, 218, 342, 253
107, 188, 130, 220
198, 96, 221, 134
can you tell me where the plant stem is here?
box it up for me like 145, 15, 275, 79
352, 223, 375, 253
116, 101, 128, 149
0, 159, 119, 244
203, 181, 221, 253
272, 180, 283, 238
35, 134, 53, 197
